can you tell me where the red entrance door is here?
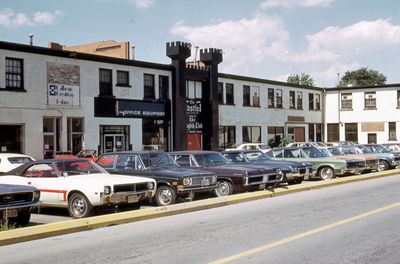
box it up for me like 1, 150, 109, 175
187, 134, 202, 150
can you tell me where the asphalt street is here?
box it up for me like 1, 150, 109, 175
1, 174, 399, 264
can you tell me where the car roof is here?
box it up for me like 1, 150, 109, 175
0, 153, 33, 158
170, 151, 219, 155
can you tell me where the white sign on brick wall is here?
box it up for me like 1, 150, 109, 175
47, 83, 80, 106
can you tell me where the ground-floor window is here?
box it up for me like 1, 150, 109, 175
43, 117, 61, 158
67, 117, 84, 155
267, 126, 283, 148
242, 126, 261, 143
327, 123, 339, 142
100, 125, 130, 154
389, 122, 397, 141
345, 123, 358, 143
308, 124, 315, 142
142, 120, 168, 151
219, 126, 236, 150
316, 124, 322, 142
368, 133, 377, 144
0, 125, 23, 153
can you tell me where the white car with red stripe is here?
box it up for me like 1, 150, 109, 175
0, 153, 35, 173
0, 159, 156, 218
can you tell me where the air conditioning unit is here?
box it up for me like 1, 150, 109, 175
365, 93, 376, 99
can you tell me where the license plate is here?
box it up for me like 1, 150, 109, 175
127, 195, 139, 203
201, 178, 210, 186
259, 184, 266, 190
2, 209, 18, 218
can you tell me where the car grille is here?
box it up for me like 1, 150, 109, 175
0, 192, 33, 207
299, 168, 306, 174
366, 159, 378, 166
346, 161, 366, 169
192, 176, 216, 186
113, 183, 150, 193
247, 172, 282, 185
394, 155, 400, 162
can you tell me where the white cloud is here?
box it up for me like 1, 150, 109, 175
130, 0, 154, 8
0, 8, 62, 27
260, 0, 335, 9
33, 10, 63, 25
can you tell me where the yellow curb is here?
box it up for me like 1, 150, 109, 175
1, 169, 399, 246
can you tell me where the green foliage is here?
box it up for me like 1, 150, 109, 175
287, 73, 315, 86
339, 67, 386, 87
278, 136, 294, 147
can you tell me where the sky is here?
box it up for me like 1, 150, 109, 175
1, 0, 400, 87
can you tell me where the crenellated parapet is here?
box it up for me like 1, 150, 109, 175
199, 48, 223, 65
166, 41, 191, 60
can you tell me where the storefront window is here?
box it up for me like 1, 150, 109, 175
100, 125, 130, 154
242, 126, 261, 143
0, 125, 23, 153
143, 120, 168, 151
345, 123, 358, 143
327, 123, 340, 142
67, 117, 84, 155
43, 117, 61, 158
267, 126, 283, 148
219, 126, 236, 150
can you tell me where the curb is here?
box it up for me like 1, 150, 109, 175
1, 169, 399, 246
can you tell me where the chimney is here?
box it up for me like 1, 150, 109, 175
29, 34, 34, 46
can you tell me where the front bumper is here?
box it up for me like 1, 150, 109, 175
102, 190, 154, 205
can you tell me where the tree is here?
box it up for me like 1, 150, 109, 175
339, 67, 386, 87
287, 73, 315, 86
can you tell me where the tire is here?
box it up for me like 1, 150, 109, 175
287, 180, 296, 185
318, 166, 336, 180
377, 160, 389, 171
214, 180, 233, 197
155, 185, 176, 206
295, 177, 304, 184
68, 193, 94, 218
14, 209, 31, 226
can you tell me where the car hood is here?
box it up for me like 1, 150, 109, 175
66, 173, 155, 184
148, 166, 216, 178
0, 183, 38, 193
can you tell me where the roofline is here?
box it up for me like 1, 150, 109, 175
0, 40, 173, 71
324, 83, 400, 91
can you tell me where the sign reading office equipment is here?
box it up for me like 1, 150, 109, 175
116, 100, 165, 119
47, 83, 80, 106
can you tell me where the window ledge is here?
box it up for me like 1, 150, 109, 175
116, 84, 132, 88
225, 103, 236, 106
0, 88, 27, 93
341, 109, 353, 111
364, 108, 377, 110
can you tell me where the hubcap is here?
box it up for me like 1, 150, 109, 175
72, 197, 86, 217
159, 189, 173, 205
321, 168, 333, 180
217, 182, 229, 196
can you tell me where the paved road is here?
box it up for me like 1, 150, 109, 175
2, 175, 399, 264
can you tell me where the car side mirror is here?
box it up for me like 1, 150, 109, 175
137, 164, 142, 170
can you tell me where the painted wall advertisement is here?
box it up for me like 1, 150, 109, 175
186, 99, 203, 133
47, 83, 80, 106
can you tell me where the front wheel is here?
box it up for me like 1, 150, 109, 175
14, 209, 31, 226
155, 185, 176, 206
377, 160, 389, 171
68, 193, 94, 218
214, 180, 233, 197
318, 166, 335, 180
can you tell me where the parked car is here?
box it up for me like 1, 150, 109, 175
170, 151, 283, 196
325, 146, 379, 173
272, 147, 366, 180
0, 153, 35, 174
54, 149, 98, 162
0, 159, 156, 218
358, 144, 400, 170
0, 184, 41, 227
325, 141, 357, 147
382, 143, 400, 152
96, 151, 218, 206
221, 150, 315, 185
227, 143, 272, 154
286, 142, 326, 148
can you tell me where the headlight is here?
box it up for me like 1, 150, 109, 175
104, 186, 111, 195
291, 166, 299, 173
147, 182, 155, 190
276, 168, 282, 174
183, 177, 192, 186
33, 190, 40, 201
212, 176, 217, 184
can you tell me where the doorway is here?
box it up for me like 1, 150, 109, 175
104, 134, 125, 153
368, 133, 377, 144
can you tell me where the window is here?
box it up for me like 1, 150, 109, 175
226, 83, 234, 105
309, 93, 314, 110
144, 74, 155, 99
43, 117, 61, 159
315, 94, 320, 110
397, 90, 400, 108
308, 124, 315, 142
389, 122, 397, 141
364, 92, 376, 110
218, 82, 224, 104
5, 58, 24, 89
316, 124, 322, 142
99, 68, 112, 96
219, 126, 236, 150
242, 126, 261, 143
116, 70, 130, 87
341, 93, 353, 110
289, 91, 295, 109
345, 123, 358, 143
252, 86, 260, 107
67, 118, 84, 155
143, 120, 167, 151
327, 123, 339, 142
276, 89, 283, 108
267, 126, 283, 148
268, 88, 275, 108
159, 75, 169, 100
297, 91, 303, 110
243, 85, 250, 106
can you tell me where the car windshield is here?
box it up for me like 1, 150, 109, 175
8, 157, 33, 164
373, 145, 390, 153
56, 160, 105, 176
384, 144, 400, 152
194, 153, 227, 166
302, 147, 327, 158
357, 145, 373, 154
327, 148, 345, 156
244, 151, 270, 161
258, 144, 271, 150
140, 153, 177, 168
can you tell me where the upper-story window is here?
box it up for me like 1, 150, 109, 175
99, 68, 113, 96
159, 75, 169, 100
289, 91, 296, 109
364, 92, 376, 110
218, 82, 224, 104
243, 85, 250, 106
315, 94, 320, 110
226, 83, 234, 105
268, 88, 275, 108
308, 93, 314, 110
5, 57, 24, 89
297, 91, 303, 110
276, 89, 283, 108
144, 73, 155, 99
397, 90, 400, 108
252, 86, 260, 107
116, 70, 130, 87
341, 93, 353, 110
